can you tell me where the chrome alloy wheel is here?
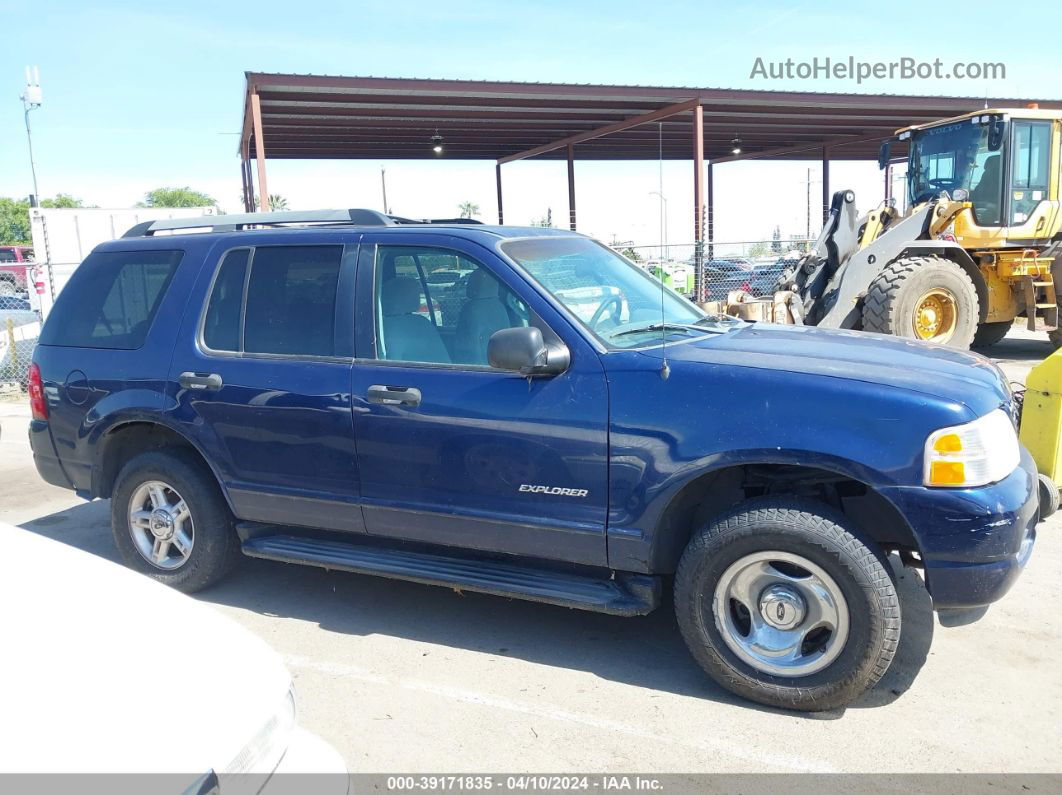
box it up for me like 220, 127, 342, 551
128, 480, 194, 570
712, 551, 850, 677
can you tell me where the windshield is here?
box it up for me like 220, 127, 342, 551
907, 121, 1002, 224
501, 236, 732, 349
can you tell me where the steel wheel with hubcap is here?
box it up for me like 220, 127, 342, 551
128, 480, 194, 570
674, 497, 900, 711
713, 550, 850, 677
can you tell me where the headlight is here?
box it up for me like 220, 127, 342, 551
923, 408, 1019, 487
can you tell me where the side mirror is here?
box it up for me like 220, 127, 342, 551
488, 326, 569, 376
877, 139, 892, 170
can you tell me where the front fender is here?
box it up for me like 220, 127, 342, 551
604, 354, 968, 572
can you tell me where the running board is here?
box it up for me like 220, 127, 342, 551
240, 532, 659, 616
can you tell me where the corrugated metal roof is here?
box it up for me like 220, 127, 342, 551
241, 72, 1062, 162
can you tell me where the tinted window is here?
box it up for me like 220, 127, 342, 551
0, 249, 16, 263
39, 250, 181, 349
374, 246, 528, 366
202, 249, 249, 351
243, 246, 341, 356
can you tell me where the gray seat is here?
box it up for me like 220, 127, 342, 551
380, 277, 450, 363
455, 270, 512, 364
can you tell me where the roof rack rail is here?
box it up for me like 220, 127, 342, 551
121, 208, 396, 238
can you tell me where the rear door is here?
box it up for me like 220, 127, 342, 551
167, 233, 364, 533
350, 233, 610, 566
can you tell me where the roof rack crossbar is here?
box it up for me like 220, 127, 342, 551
122, 208, 395, 238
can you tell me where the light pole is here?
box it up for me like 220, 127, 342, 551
650, 190, 668, 262
20, 66, 42, 206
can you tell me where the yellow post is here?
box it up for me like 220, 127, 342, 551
1019, 347, 1062, 485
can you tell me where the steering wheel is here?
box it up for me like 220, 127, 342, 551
925, 177, 959, 191
588, 295, 623, 329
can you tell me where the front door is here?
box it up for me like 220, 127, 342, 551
350, 233, 609, 566
168, 235, 364, 533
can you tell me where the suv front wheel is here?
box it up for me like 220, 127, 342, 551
674, 497, 900, 711
111, 449, 240, 593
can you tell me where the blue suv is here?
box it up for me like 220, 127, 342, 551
28, 209, 1043, 711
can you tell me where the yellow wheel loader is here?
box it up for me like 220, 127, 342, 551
723, 107, 1062, 350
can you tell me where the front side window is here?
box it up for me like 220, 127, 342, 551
201, 245, 342, 357
908, 121, 1003, 226
1010, 121, 1052, 225
373, 246, 528, 366
39, 249, 181, 349
501, 237, 717, 349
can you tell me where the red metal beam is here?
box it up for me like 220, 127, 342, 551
497, 99, 700, 164
250, 92, 271, 212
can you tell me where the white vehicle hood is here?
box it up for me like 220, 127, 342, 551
0, 523, 291, 776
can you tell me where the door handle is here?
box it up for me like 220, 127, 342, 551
367, 384, 422, 407
179, 372, 223, 391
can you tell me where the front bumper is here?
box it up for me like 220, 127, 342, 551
879, 447, 1040, 611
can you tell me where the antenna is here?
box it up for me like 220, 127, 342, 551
657, 122, 669, 380
19, 65, 42, 206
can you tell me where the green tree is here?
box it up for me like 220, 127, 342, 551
771, 225, 782, 254
137, 187, 216, 208
458, 201, 480, 219
0, 197, 31, 245
748, 241, 771, 258
620, 246, 643, 262
39, 193, 85, 208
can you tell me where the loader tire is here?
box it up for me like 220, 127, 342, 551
972, 321, 1011, 349
862, 256, 979, 349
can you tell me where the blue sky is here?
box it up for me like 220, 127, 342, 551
2, 0, 1059, 249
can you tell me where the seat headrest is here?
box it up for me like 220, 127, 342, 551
381, 277, 422, 315
467, 268, 501, 299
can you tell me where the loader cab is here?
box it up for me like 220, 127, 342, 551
894, 110, 1061, 238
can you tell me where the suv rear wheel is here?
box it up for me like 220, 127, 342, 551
674, 497, 900, 711
111, 448, 240, 593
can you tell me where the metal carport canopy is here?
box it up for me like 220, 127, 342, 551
238, 72, 1059, 300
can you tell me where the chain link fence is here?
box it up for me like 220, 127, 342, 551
0, 287, 39, 399
612, 238, 813, 302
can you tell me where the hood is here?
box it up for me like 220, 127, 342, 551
647, 323, 1010, 417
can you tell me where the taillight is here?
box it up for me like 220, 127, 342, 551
28, 363, 48, 421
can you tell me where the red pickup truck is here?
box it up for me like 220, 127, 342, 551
0, 246, 34, 296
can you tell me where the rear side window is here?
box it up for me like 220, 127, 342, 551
39, 250, 181, 349
201, 245, 342, 357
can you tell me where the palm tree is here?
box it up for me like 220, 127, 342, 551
458, 201, 480, 219
241, 193, 289, 211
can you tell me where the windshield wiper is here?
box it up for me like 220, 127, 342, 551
608, 322, 697, 339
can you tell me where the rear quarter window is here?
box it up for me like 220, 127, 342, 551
39, 250, 181, 349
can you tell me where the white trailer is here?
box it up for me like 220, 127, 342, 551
28, 206, 215, 318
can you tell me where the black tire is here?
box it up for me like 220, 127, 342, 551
111, 448, 240, 593
674, 497, 900, 712
971, 321, 1011, 349
1038, 474, 1060, 520
1049, 329, 1062, 350
862, 256, 979, 349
